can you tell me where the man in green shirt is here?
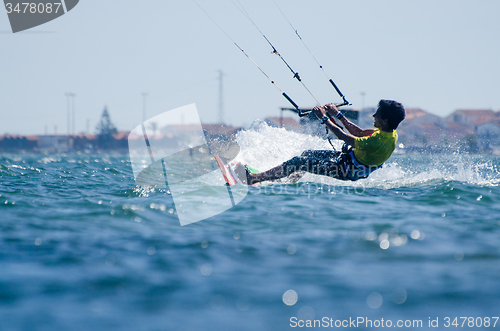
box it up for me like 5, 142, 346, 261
242, 99, 405, 184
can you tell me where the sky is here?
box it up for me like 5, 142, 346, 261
1, 0, 499, 135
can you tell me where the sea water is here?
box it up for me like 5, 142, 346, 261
1, 124, 500, 330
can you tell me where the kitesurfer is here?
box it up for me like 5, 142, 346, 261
241, 100, 405, 184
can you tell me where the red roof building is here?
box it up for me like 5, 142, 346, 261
265, 116, 301, 132
446, 109, 496, 126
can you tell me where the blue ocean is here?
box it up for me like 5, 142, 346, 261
1, 125, 500, 330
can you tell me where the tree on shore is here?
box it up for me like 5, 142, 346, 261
95, 106, 118, 149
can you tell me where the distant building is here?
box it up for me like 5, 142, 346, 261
201, 123, 241, 140
264, 116, 301, 132
396, 109, 446, 147
475, 121, 500, 151
37, 135, 72, 153
446, 109, 497, 127
157, 123, 242, 148
444, 122, 474, 140
398, 122, 444, 147
109, 131, 130, 150
72, 134, 96, 151
0, 135, 38, 151
476, 121, 500, 138
445, 109, 500, 152
404, 108, 445, 126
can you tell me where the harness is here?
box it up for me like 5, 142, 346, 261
340, 145, 381, 181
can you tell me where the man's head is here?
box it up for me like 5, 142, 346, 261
373, 100, 405, 131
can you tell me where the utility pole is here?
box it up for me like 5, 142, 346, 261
142, 92, 148, 122
65, 92, 75, 135
360, 92, 366, 111
218, 70, 224, 124
71, 93, 76, 135
65, 93, 71, 135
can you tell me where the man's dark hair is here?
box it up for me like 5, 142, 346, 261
378, 100, 405, 130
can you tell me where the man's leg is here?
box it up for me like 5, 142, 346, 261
247, 164, 288, 184
247, 151, 349, 185
282, 153, 349, 181
247, 155, 323, 184
300, 150, 341, 159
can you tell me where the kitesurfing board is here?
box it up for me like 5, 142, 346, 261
214, 154, 239, 186
214, 154, 260, 187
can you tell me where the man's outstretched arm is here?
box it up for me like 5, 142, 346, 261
313, 106, 355, 147
324, 104, 375, 137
